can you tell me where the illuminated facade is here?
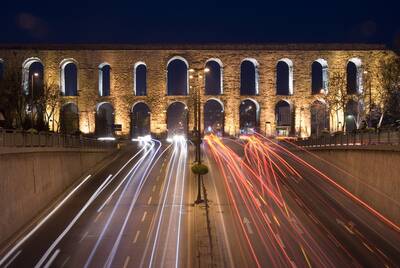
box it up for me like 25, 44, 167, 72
0, 44, 395, 137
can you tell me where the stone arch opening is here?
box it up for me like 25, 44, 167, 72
239, 98, 260, 134
0, 59, 4, 80
131, 102, 151, 138
134, 62, 147, 96
22, 57, 44, 96
167, 56, 189, 96
275, 100, 292, 136
99, 63, 111, 96
60, 102, 79, 134
240, 58, 259, 95
347, 58, 363, 94
310, 100, 329, 136
345, 99, 362, 132
205, 59, 223, 95
311, 59, 328, 95
96, 102, 115, 137
166, 101, 188, 137
204, 98, 224, 135
60, 59, 78, 96
276, 58, 293, 96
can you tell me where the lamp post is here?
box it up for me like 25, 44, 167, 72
189, 67, 209, 204
30, 72, 39, 129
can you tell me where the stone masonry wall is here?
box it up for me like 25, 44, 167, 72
0, 44, 395, 137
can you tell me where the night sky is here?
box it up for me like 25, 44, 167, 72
1, 0, 399, 47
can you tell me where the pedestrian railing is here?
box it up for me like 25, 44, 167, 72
0, 129, 116, 150
296, 130, 400, 148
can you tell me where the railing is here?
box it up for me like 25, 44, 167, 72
0, 129, 116, 150
296, 130, 400, 148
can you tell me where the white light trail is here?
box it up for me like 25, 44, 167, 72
84, 140, 157, 268
0, 174, 92, 267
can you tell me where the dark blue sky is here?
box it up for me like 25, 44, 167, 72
1, 0, 399, 47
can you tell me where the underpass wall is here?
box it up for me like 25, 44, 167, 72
0, 148, 115, 246
297, 146, 400, 225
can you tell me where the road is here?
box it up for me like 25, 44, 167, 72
203, 134, 400, 267
0, 137, 194, 268
1, 134, 399, 267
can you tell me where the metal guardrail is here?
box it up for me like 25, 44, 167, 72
0, 129, 116, 149
296, 130, 400, 148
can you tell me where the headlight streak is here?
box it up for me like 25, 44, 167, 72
147, 139, 180, 267
205, 134, 341, 267
257, 133, 400, 233
103, 139, 164, 268
84, 140, 157, 268
0, 174, 92, 267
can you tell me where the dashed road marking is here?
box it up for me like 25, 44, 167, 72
133, 231, 140, 244
147, 196, 152, 205
123, 256, 131, 268
79, 231, 89, 243
60, 256, 70, 268
141, 211, 147, 222
94, 211, 103, 223
152, 185, 156, 192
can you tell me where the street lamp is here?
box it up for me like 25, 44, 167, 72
30, 72, 39, 129
189, 67, 209, 204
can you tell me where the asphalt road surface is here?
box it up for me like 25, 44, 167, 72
1, 135, 399, 268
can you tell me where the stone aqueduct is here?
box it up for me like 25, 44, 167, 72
0, 44, 395, 137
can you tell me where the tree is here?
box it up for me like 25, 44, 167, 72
325, 72, 348, 131
377, 56, 400, 127
36, 81, 61, 132
0, 57, 28, 129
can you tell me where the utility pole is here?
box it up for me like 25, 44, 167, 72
30, 72, 39, 129
190, 67, 209, 204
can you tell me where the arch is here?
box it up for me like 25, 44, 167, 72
166, 101, 188, 137
131, 102, 151, 138
22, 57, 44, 95
345, 99, 362, 132
276, 58, 293, 95
205, 59, 223, 95
240, 58, 259, 95
204, 98, 224, 135
60, 59, 78, 96
134, 62, 147, 96
99, 63, 111, 96
95, 102, 115, 137
0, 59, 3, 80
311, 59, 328, 94
167, 56, 189, 96
60, 102, 79, 134
347, 58, 363, 94
239, 98, 260, 134
275, 100, 292, 136
310, 100, 329, 136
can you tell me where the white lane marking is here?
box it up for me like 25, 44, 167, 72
85, 141, 157, 268
141, 211, 147, 222
34, 174, 114, 268
96, 146, 149, 213
147, 143, 179, 267
123, 256, 131, 268
174, 139, 188, 268
79, 231, 89, 243
133, 231, 141, 244
152, 185, 156, 192
243, 217, 254, 234
94, 211, 103, 223
60, 256, 70, 268
102, 140, 165, 268
43, 249, 60, 268
147, 196, 152, 205
0, 174, 92, 267
3, 250, 21, 268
